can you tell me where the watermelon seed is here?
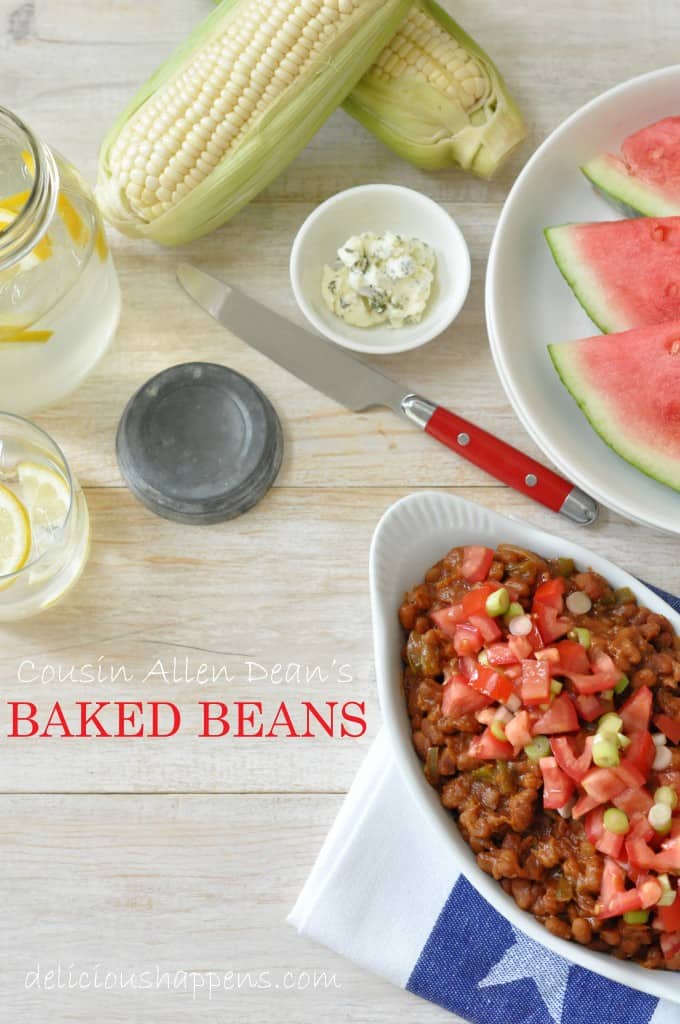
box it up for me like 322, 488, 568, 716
669, 340, 680, 356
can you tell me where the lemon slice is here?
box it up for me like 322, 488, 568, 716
17, 464, 70, 528
17, 462, 70, 531
0, 483, 31, 577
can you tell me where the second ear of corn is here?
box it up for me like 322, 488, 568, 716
346, 0, 526, 177
97, 0, 526, 246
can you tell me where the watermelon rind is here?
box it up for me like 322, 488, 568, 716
549, 338, 680, 493
544, 225, 620, 334
581, 153, 680, 218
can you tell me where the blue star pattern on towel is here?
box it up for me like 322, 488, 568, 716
407, 875, 659, 1024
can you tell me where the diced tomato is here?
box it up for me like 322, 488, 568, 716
660, 931, 680, 962
527, 624, 546, 652
453, 623, 483, 657
508, 636, 533, 661
468, 613, 503, 643
625, 834, 658, 871
613, 761, 646, 790
520, 660, 551, 706
623, 730, 655, 777
533, 577, 565, 611
653, 713, 680, 746
467, 663, 514, 704
637, 876, 664, 909
628, 813, 655, 843
554, 639, 590, 674
590, 650, 621, 684
597, 858, 645, 919
657, 892, 680, 933
486, 643, 520, 667
597, 830, 625, 859
462, 584, 498, 618
505, 710, 533, 751
619, 686, 653, 734
581, 766, 628, 804
550, 735, 594, 781
655, 835, 680, 873
584, 806, 604, 846
612, 786, 654, 818
469, 726, 514, 760
562, 671, 618, 695
442, 675, 493, 717
574, 694, 608, 723
504, 664, 523, 681
458, 656, 477, 680
539, 756, 575, 810
430, 604, 466, 635
572, 792, 600, 819
534, 602, 572, 644
532, 693, 579, 735
461, 546, 495, 583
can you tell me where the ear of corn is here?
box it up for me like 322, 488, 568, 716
96, 0, 412, 245
344, 0, 526, 176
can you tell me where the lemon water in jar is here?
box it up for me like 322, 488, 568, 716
0, 106, 120, 413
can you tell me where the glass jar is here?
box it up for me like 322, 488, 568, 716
0, 106, 120, 413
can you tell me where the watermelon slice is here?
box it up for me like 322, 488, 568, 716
549, 321, 680, 491
582, 117, 680, 218
545, 217, 680, 333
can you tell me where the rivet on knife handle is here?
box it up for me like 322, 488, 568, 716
401, 394, 598, 525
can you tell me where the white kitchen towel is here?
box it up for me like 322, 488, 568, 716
289, 586, 680, 1024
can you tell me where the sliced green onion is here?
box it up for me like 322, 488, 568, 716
658, 875, 677, 907
623, 909, 649, 925
654, 786, 678, 810
555, 557, 575, 578
614, 674, 630, 695
478, 649, 490, 667
615, 586, 635, 606
597, 713, 623, 737
504, 601, 524, 626
600, 689, 614, 701
617, 733, 631, 749
568, 627, 591, 649
486, 587, 510, 618
550, 680, 563, 695
603, 807, 629, 834
648, 802, 672, 834
424, 746, 440, 785
566, 590, 592, 615
524, 735, 550, 761
592, 734, 620, 767
490, 720, 507, 742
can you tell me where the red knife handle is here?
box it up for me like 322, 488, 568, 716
403, 398, 597, 523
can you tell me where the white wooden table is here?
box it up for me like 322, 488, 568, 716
1, 2, 678, 1020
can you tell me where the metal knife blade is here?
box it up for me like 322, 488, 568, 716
177, 263, 407, 414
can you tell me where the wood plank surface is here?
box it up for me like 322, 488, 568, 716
2, 0, 680, 1020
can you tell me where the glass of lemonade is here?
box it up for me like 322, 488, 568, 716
0, 106, 120, 413
0, 414, 89, 620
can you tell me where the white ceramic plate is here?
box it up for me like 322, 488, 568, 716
371, 490, 680, 1004
486, 66, 680, 535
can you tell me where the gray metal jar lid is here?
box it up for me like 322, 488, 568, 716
116, 362, 283, 524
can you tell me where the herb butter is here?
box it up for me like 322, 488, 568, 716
321, 231, 435, 329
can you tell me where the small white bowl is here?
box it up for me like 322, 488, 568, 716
290, 184, 470, 355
